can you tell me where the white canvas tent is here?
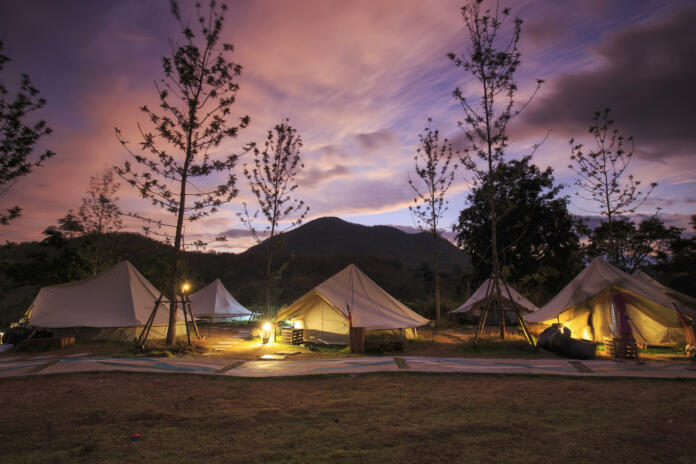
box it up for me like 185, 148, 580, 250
526, 258, 694, 345
449, 278, 538, 323
189, 278, 252, 320
28, 261, 185, 341
276, 264, 428, 344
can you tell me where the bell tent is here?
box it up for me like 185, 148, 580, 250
449, 278, 538, 323
189, 278, 253, 320
275, 264, 428, 344
28, 260, 185, 341
526, 258, 695, 345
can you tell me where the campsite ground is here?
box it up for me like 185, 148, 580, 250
1, 371, 694, 463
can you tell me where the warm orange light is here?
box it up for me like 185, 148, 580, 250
262, 322, 273, 344
181, 283, 191, 293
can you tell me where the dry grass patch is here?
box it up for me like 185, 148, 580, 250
0, 372, 694, 463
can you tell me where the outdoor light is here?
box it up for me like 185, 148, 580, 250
181, 282, 191, 294
262, 322, 272, 344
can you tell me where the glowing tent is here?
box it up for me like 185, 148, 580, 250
28, 261, 185, 341
189, 278, 252, 320
526, 258, 694, 345
449, 278, 538, 323
275, 264, 428, 344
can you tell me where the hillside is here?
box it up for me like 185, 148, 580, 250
244, 217, 470, 269
0, 228, 472, 329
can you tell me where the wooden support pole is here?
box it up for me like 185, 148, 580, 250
136, 291, 165, 348
501, 281, 535, 347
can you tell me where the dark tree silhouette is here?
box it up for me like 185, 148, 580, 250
0, 40, 55, 225
240, 120, 309, 319
77, 169, 123, 274
569, 108, 656, 266
448, 0, 542, 340
409, 119, 458, 325
115, 1, 251, 343
586, 215, 679, 273
455, 156, 584, 301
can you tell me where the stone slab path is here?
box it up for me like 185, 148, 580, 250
1, 353, 695, 379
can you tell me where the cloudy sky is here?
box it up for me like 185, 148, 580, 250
1, 0, 694, 251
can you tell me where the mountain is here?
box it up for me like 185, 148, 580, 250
244, 217, 470, 269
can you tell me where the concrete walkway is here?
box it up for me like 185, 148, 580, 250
1, 352, 695, 379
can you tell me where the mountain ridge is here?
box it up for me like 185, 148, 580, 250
244, 216, 470, 269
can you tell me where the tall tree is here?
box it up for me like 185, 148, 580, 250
240, 120, 309, 319
569, 108, 656, 266
77, 169, 123, 274
455, 156, 584, 301
115, 1, 250, 344
0, 40, 55, 225
408, 119, 457, 325
448, 0, 542, 339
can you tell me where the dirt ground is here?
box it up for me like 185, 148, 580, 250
1, 372, 694, 463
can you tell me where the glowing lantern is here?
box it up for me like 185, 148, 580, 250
262, 322, 272, 344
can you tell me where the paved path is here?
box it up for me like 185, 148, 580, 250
1, 353, 695, 379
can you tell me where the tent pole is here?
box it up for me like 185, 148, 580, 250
473, 278, 495, 347
501, 280, 535, 347
136, 290, 164, 349
185, 293, 200, 339
182, 293, 192, 346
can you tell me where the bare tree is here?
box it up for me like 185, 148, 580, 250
409, 119, 458, 325
240, 120, 309, 320
0, 40, 55, 225
569, 108, 656, 266
448, 0, 542, 341
115, 1, 251, 344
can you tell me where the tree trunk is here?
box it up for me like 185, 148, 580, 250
265, 247, 273, 320
432, 230, 441, 326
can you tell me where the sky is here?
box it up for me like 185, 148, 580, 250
0, 0, 694, 252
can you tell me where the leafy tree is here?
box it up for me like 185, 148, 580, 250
569, 108, 656, 266
455, 156, 583, 301
408, 119, 458, 325
0, 40, 55, 225
448, 0, 542, 339
78, 169, 123, 235
586, 215, 680, 273
240, 120, 309, 319
115, 1, 251, 343
77, 169, 123, 274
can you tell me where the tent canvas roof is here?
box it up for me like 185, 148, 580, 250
276, 264, 428, 330
189, 278, 252, 317
449, 278, 538, 314
632, 270, 696, 317
527, 258, 695, 323
29, 260, 179, 328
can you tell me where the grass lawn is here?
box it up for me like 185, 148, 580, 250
1, 372, 694, 463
